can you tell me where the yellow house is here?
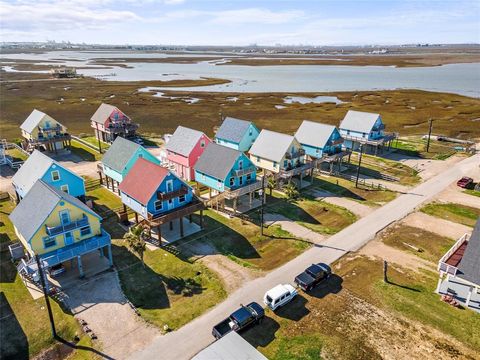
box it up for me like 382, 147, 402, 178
9, 180, 112, 285
20, 109, 71, 152
249, 129, 313, 187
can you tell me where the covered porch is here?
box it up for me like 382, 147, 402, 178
277, 162, 314, 189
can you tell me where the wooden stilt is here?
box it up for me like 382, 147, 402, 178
135, 212, 139, 224
157, 224, 162, 244
189, 214, 192, 223
169, 221, 173, 231
179, 217, 184, 238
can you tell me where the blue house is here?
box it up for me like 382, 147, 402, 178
214, 117, 260, 152
12, 150, 85, 201
100, 136, 159, 193
119, 158, 204, 241
195, 143, 261, 213
295, 121, 344, 159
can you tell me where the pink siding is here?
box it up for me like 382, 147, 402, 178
167, 134, 211, 181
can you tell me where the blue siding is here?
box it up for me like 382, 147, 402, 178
103, 147, 160, 183
215, 123, 260, 152
301, 128, 343, 158
39, 164, 85, 198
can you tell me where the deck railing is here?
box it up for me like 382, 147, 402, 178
157, 186, 188, 201
279, 162, 313, 178
437, 233, 470, 275
224, 179, 262, 199
147, 200, 205, 224
285, 148, 305, 159
45, 215, 89, 236
233, 166, 257, 177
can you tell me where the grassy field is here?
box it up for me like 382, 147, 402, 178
464, 189, 480, 198
5, 148, 29, 162
70, 140, 102, 161
380, 225, 455, 263
391, 136, 459, 160
243, 256, 480, 359
87, 186, 123, 210
421, 203, 480, 227
1, 71, 479, 142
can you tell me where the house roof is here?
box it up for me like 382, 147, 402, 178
195, 143, 241, 180
119, 158, 170, 205
249, 129, 295, 162
457, 218, 480, 286
193, 332, 267, 360
9, 180, 98, 242
101, 137, 141, 173
12, 150, 80, 196
295, 120, 338, 149
20, 109, 61, 134
90, 103, 129, 124
339, 110, 380, 134
166, 126, 206, 157
215, 117, 254, 144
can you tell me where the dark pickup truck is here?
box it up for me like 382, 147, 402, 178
212, 302, 265, 339
294, 263, 331, 292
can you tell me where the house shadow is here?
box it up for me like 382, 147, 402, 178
274, 294, 310, 321
0, 248, 18, 283
0, 292, 28, 360
308, 274, 344, 299
241, 316, 280, 348
312, 178, 367, 202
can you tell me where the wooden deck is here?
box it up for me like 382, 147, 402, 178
445, 241, 468, 267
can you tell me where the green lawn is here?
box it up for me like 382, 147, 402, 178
5, 148, 28, 162
87, 186, 123, 210
421, 202, 480, 227
464, 189, 480, 198
80, 136, 110, 151
380, 225, 455, 263
70, 140, 101, 161
391, 136, 458, 160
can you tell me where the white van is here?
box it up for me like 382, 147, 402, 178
263, 284, 298, 311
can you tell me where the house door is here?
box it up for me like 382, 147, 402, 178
64, 231, 74, 246
167, 199, 174, 211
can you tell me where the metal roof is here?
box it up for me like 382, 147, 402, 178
339, 110, 380, 134
192, 332, 267, 360
20, 109, 63, 134
12, 150, 82, 196
119, 158, 169, 205
9, 180, 99, 242
166, 126, 206, 157
295, 120, 338, 149
195, 142, 241, 180
249, 129, 295, 162
215, 117, 254, 144
457, 218, 480, 286
101, 137, 141, 173
90, 103, 119, 124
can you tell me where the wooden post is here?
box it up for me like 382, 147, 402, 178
117, 181, 121, 195
157, 224, 162, 244
383, 260, 388, 283
123, 204, 127, 213
135, 212, 139, 224
111, 179, 115, 192
426, 118, 433, 153
189, 214, 193, 223
179, 217, 184, 238
169, 221, 173, 231
233, 197, 237, 215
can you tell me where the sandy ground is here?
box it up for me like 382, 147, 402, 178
309, 189, 374, 217
65, 271, 158, 360
401, 212, 472, 239
433, 184, 480, 208
263, 212, 326, 244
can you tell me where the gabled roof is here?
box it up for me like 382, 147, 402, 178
12, 150, 81, 196
457, 218, 480, 286
20, 109, 61, 134
9, 180, 98, 242
90, 103, 129, 124
101, 137, 141, 173
249, 130, 295, 162
166, 126, 206, 157
295, 120, 339, 149
215, 117, 255, 144
195, 143, 242, 180
339, 110, 381, 134
119, 158, 170, 205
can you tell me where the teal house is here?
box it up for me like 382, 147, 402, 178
214, 117, 260, 152
295, 121, 344, 159
12, 150, 85, 202
100, 137, 159, 193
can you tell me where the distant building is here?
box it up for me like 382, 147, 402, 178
12, 150, 85, 202
90, 103, 139, 144
166, 126, 211, 181
50, 67, 77, 78
20, 109, 71, 152
214, 117, 260, 152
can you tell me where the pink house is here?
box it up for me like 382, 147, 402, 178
166, 126, 211, 181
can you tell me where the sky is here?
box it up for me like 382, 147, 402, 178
1, 0, 479, 46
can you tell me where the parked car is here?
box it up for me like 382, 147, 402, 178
294, 263, 331, 292
212, 302, 264, 339
457, 177, 473, 188
264, 284, 298, 311
49, 263, 66, 277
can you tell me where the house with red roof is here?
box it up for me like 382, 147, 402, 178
119, 158, 205, 242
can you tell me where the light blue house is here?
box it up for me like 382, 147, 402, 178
214, 117, 260, 152
12, 150, 85, 201
338, 110, 386, 150
119, 157, 204, 240
101, 137, 159, 192
295, 120, 344, 159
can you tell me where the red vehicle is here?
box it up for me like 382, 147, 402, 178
456, 177, 473, 188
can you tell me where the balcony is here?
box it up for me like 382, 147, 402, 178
107, 122, 139, 134
147, 200, 205, 225
34, 132, 71, 144
279, 162, 313, 178
285, 148, 305, 159
46, 215, 89, 236
157, 185, 189, 201
438, 233, 469, 276
224, 179, 262, 200
232, 166, 257, 177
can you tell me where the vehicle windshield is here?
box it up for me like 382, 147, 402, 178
266, 295, 273, 303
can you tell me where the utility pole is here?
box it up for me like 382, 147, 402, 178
383, 260, 388, 283
426, 118, 433, 153
259, 175, 265, 236
35, 255, 57, 338
355, 144, 363, 188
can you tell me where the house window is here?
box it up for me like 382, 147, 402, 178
51, 170, 60, 181
246, 173, 252, 181
229, 177, 235, 186
238, 160, 243, 170
179, 194, 186, 203
201, 140, 206, 147
139, 153, 143, 158
80, 226, 91, 237
256, 156, 260, 162
249, 128, 253, 136
154, 200, 163, 211
273, 161, 277, 168
59, 210, 70, 225
60, 185, 69, 193
166, 180, 173, 192
283, 160, 288, 168
43, 237, 56, 249
347, 130, 350, 135
362, 133, 366, 138
239, 176, 244, 186
201, 174, 206, 181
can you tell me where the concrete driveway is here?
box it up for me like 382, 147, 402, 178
129, 153, 480, 360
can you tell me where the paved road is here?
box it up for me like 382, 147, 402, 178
129, 152, 479, 360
